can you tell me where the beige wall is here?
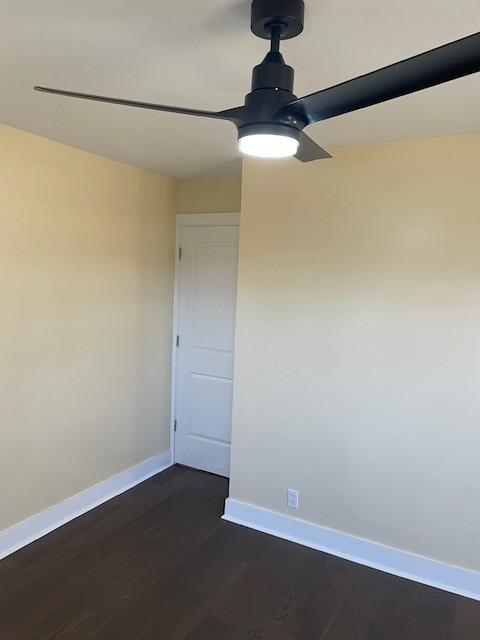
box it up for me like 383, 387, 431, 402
176, 173, 241, 214
0, 125, 176, 532
230, 134, 480, 573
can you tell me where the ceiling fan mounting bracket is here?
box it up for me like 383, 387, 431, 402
251, 0, 305, 41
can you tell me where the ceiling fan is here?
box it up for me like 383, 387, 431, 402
34, 0, 480, 162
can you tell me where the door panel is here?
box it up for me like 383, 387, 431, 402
175, 223, 239, 477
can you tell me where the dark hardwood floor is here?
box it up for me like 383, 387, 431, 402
0, 465, 479, 639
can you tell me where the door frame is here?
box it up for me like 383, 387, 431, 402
170, 213, 240, 464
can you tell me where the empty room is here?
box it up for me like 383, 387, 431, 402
1, 0, 480, 637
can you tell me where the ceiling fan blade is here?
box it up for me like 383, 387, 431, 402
34, 86, 245, 124
276, 31, 480, 125
295, 131, 332, 162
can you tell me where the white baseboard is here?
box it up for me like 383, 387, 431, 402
223, 498, 480, 602
0, 449, 172, 561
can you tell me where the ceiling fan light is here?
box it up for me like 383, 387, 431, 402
239, 133, 299, 158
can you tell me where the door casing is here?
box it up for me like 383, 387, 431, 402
170, 213, 240, 466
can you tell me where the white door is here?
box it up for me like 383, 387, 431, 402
174, 216, 239, 477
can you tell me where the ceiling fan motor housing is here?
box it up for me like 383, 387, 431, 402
238, 121, 300, 145
252, 51, 294, 94
241, 0, 308, 141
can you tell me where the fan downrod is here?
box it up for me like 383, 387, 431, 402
251, 0, 305, 41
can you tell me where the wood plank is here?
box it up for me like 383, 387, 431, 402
0, 465, 477, 639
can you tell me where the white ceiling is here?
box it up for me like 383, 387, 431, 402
1, 0, 479, 177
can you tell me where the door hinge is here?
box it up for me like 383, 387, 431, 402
174, 419, 177, 432
176, 335, 180, 347
178, 247, 182, 261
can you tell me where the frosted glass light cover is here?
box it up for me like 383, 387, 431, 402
239, 134, 299, 158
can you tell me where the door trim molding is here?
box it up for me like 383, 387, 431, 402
176, 213, 240, 227
171, 213, 240, 465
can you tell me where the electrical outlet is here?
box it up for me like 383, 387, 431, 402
287, 488, 299, 510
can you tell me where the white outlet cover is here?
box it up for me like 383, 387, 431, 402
287, 489, 299, 510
